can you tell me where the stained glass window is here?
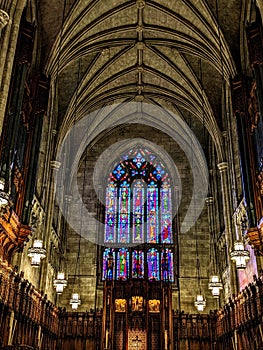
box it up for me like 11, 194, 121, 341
147, 182, 158, 243
118, 182, 130, 243
147, 248, 159, 281
161, 182, 172, 243
103, 148, 174, 282
117, 248, 129, 280
133, 180, 144, 243
102, 248, 115, 280
105, 182, 117, 243
132, 250, 144, 278
161, 249, 174, 282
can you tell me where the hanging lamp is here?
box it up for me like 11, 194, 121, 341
194, 258, 206, 312
51, 0, 69, 294
27, 239, 47, 267
194, 294, 206, 312
53, 271, 67, 294
70, 292, 81, 309
230, 241, 250, 269
206, 197, 224, 299
208, 275, 223, 298
69, 76, 84, 309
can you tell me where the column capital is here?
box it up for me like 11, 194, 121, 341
64, 195, 72, 203
205, 197, 213, 206
0, 9, 9, 30
222, 130, 227, 138
217, 162, 228, 172
50, 160, 61, 170
136, 0, 145, 9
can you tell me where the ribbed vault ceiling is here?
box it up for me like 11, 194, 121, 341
39, 0, 242, 161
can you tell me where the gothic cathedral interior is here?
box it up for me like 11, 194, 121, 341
0, 0, 263, 349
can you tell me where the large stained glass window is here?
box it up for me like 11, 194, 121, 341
102, 148, 174, 282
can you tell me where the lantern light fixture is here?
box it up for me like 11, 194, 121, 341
230, 241, 250, 269
27, 239, 46, 267
194, 294, 206, 312
70, 293, 81, 310
53, 271, 67, 294
208, 275, 223, 298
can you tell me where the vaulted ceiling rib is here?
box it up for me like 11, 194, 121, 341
43, 0, 240, 162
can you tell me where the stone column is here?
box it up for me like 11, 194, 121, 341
205, 196, 214, 232
0, 0, 27, 135
39, 160, 61, 298
217, 162, 238, 295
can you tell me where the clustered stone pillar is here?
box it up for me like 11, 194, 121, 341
0, 0, 27, 135
39, 160, 61, 296
205, 196, 214, 232
217, 162, 238, 295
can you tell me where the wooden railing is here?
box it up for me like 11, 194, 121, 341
57, 310, 102, 350
215, 273, 263, 349
173, 311, 216, 349
0, 260, 59, 349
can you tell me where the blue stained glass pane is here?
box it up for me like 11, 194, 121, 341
112, 163, 127, 181
102, 248, 115, 280
161, 183, 172, 243
161, 249, 174, 282
133, 180, 144, 243
117, 248, 129, 280
132, 250, 144, 278
105, 183, 117, 242
118, 185, 130, 243
131, 169, 139, 177
149, 154, 156, 162
132, 152, 145, 168
147, 184, 158, 243
152, 164, 165, 180
147, 248, 159, 281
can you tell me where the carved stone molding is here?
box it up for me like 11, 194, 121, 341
205, 197, 213, 206
50, 160, 61, 170
217, 162, 228, 173
0, 9, 9, 30
233, 198, 248, 231
30, 196, 45, 228
136, 0, 145, 9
